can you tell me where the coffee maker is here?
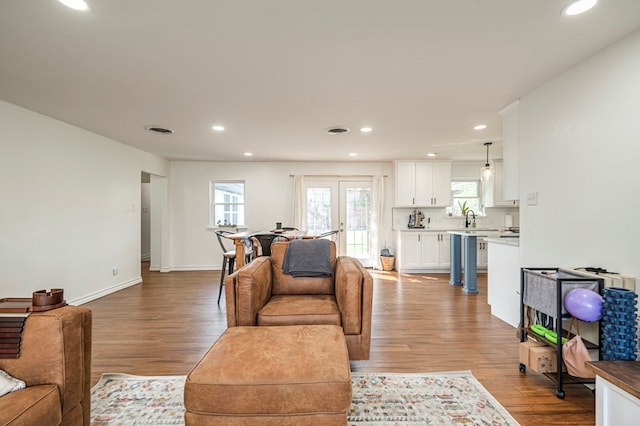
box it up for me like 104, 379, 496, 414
407, 210, 425, 228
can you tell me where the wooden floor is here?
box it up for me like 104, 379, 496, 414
85, 264, 596, 425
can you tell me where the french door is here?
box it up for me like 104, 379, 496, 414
304, 178, 372, 266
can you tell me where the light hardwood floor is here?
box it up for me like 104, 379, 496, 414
85, 264, 595, 425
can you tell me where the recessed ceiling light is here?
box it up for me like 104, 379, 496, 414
244, 152, 253, 157
349, 153, 358, 157
562, 0, 597, 16
212, 125, 225, 132
57, 0, 90, 11
325, 126, 350, 135
144, 125, 174, 134
473, 124, 487, 130
360, 127, 373, 133
427, 152, 437, 157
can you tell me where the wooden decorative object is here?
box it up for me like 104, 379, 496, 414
31, 288, 67, 311
0, 289, 67, 358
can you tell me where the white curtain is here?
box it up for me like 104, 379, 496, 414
369, 175, 386, 269
291, 175, 306, 230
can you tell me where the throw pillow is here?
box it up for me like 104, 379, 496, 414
0, 369, 26, 397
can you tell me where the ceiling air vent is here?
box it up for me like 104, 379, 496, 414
145, 125, 174, 134
325, 126, 351, 135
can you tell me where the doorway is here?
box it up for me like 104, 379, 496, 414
141, 172, 151, 262
141, 171, 169, 272
304, 178, 372, 266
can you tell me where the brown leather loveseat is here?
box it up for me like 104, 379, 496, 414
0, 306, 92, 426
225, 241, 373, 360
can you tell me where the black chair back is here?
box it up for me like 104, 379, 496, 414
251, 234, 290, 256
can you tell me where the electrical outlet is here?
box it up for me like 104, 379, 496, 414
112, 267, 118, 276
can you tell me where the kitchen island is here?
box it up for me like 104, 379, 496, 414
448, 229, 500, 294
485, 236, 520, 326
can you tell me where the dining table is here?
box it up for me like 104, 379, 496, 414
225, 229, 322, 269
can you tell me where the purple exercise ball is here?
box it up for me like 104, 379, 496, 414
564, 288, 603, 322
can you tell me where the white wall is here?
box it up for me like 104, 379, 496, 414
0, 100, 169, 303
6, 28, 639, 301
169, 161, 393, 270
519, 29, 640, 279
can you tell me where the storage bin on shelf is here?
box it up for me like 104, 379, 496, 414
522, 269, 600, 319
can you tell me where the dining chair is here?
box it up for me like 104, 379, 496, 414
215, 230, 252, 304
250, 233, 291, 257
319, 229, 340, 240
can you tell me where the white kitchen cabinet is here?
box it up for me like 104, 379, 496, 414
438, 232, 451, 268
484, 161, 518, 208
397, 231, 450, 272
477, 240, 488, 269
418, 233, 440, 269
399, 232, 429, 269
395, 161, 451, 207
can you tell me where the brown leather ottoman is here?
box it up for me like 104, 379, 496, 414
184, 325, 352, 425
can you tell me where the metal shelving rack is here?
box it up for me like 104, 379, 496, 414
519, 267, 604, 399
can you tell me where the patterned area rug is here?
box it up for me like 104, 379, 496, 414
91, 371, 520, 425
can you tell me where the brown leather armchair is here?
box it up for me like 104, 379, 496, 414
225, 241, 373, 360
0, 306, 92, 426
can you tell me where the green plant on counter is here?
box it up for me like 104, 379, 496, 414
458, 200, 469, 216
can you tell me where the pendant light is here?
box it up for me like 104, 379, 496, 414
481, 142, 493, 181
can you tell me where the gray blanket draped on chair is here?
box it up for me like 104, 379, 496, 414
282, 239, 333, 277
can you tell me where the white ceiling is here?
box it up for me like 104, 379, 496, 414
1, 1, 640, 162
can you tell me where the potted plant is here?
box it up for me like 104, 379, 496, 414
458, 201, 469, 216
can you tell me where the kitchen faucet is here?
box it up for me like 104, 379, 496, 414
465, 210, 476, 228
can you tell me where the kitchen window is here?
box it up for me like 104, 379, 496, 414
451, 180, 482, 216
211, 181, 245, 226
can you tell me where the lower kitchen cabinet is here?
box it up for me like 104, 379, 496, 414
459, 238, 488, 271
397, 231, 450, 272
477, 240, 488, 269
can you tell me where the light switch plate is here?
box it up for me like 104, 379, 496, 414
527, 192, 538, 206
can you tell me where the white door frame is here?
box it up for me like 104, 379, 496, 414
303, 177, 372, 265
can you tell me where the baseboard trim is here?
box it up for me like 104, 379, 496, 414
169, 265, 218, 271
70, 277, 142, 305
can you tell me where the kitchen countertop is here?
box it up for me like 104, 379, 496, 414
447, 230, 520, 246
396, 228, 520, 246
447, 229, 500, 236
485, 236, 520, 247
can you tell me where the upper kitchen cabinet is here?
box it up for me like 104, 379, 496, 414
395, 161, 452, 207
484, 160, 518, 207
